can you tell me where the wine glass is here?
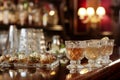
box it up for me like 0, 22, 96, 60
100, 39, 114, 65
65, 41, 86, 73
84, 40, 101, 71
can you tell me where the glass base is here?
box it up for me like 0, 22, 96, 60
67, 64, 77, 73
85, 59, 102, 71
84, 64, 99, 71
100, 56, 112, 66
66, 60, 84, 73
77, 64, 84, 73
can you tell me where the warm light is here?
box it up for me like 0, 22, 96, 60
9, 70, 17, 78
96, 7, 106, 17
86, 7, 95, 17
0, 12, 3, 21
77, 6, 106, 23
50, 71, 56, 75
66, 74, 72, 79
79, 68, 89, 74
20, 72, 27, 77
77, 7, 87, 19
49, 10, 55, 16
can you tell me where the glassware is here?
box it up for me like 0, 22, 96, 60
65, 41, 86, 73
51, 35, 61, 54
18, 28, 46, 54
18, 28, 28, 54
37, 29, 46, 53
100, 39, 114, 65
84, 40, 101, 70
5, 25, 18, 55
0, 31, 8, 55
27, 29, 36, 53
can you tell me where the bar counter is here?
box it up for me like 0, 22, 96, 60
65, 46, 120, 80
0, 46, 120, 80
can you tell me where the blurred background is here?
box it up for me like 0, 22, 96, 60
0, 0, 120, 54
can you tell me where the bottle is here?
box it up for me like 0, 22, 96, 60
42, 2, 59, 27
3, 1, 10, 24
0, 1, 3, 23
33, 0, 42, 26
17, 0, 28, 25
51, 35, 61, 53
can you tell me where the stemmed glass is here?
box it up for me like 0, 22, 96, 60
84, 40, 101, 71
65, 41, 86, 73
100, 39, 114, 65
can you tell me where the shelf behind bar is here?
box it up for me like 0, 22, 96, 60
0, 23, 64, 31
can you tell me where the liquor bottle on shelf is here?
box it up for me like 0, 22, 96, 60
3, 1, 10, 25
42, 2, 59, 27
33, 0, 42, 26
0, 1, 3, 23
17, 0, 28, 26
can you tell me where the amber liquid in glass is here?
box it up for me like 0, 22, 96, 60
66, 48, 84, 60
85, 47, 100, 60
100, 45, 113, 56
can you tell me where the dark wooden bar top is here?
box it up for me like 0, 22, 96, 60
0, 46, 120, 80
65, 46, 120, 80
65, 59, 120, 80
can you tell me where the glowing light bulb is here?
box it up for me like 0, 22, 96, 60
86, 7, 95, 17
96, 7, 106, 17
77, 7, 87, 19
49, 10, 55, 16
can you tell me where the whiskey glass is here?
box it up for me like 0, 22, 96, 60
100, 39, 114, 65
65, 41, 86, 73
84, 40, 101, 70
